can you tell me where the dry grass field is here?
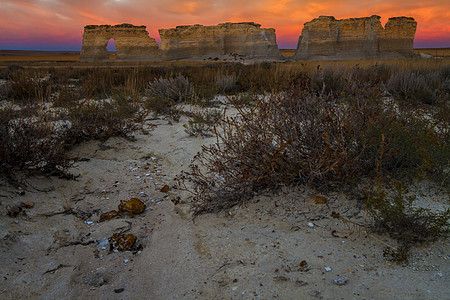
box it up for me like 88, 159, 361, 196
414, 48, 450, 56
0, 50, 80, 62
280, 48, 296, 56
1, 48, 448, 66
280, 48, 450, 58
0, 50, 114, 64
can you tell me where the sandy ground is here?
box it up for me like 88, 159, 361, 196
0, 104, 449, 299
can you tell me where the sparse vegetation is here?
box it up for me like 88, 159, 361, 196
147, 75, 194, 103
178, 75, 448, 214
0, 107, 74, 178
0, 59, 448, 259
183, 109, 222, 137
366, 182, 449, 262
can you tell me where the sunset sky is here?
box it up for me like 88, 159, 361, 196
1, 0, 449, 50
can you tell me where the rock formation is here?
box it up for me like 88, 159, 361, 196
158, 22, 284, 61
294, 15, 417, 60
78, 17, 418, 62
79, 24, 159, 62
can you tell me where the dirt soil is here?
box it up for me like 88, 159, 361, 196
0, 105, 448, 299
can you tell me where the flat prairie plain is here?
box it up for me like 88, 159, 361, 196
1, 48, 449, 64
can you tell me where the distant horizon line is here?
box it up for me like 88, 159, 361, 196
2, 47, 450, 52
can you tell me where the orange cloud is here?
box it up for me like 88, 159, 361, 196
0, 0, 448, 49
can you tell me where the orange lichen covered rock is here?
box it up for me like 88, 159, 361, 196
99, 210, 119, 222
118, 198, 146, 216
109, 233, 137, 251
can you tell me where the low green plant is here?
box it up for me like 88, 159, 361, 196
194, 85, 219, 106
183, 109, 222, 137
145, 96, 181, 121
366, 182, 449, 262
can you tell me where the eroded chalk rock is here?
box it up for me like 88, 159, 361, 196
159, 22, 284, 61
295, 15, 417, 60
79, 23, 159, 62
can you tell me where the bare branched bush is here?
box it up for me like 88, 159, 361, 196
4, 68, 51, 104
309, 65, 347, 97
64, 102, 137, 145
387, 69, 435, 104
178, 82, 448, 214
1, 65, 24, 80
147, 75, 194, 103
0, 108, 73, 178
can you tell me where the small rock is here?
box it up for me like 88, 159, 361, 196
308, 222, 314, 228
299, 260, 311, 272
333, 278, 348, 286
295, 280, 308, 286
109, 233, 137, 252
97, 238, 110, 250
273, 275, 289, 282
118, 198, 146, 216
310, 290, 321, 297
7, 206, 23, 217
85, 273, 106, 287
325, 267, 332, 272
99, 210, 119, 222
20, 200, 34, 208
160, 185, 169, 193
16, 190, 25, 196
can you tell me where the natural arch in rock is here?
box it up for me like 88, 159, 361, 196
79, 24, 159, 62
